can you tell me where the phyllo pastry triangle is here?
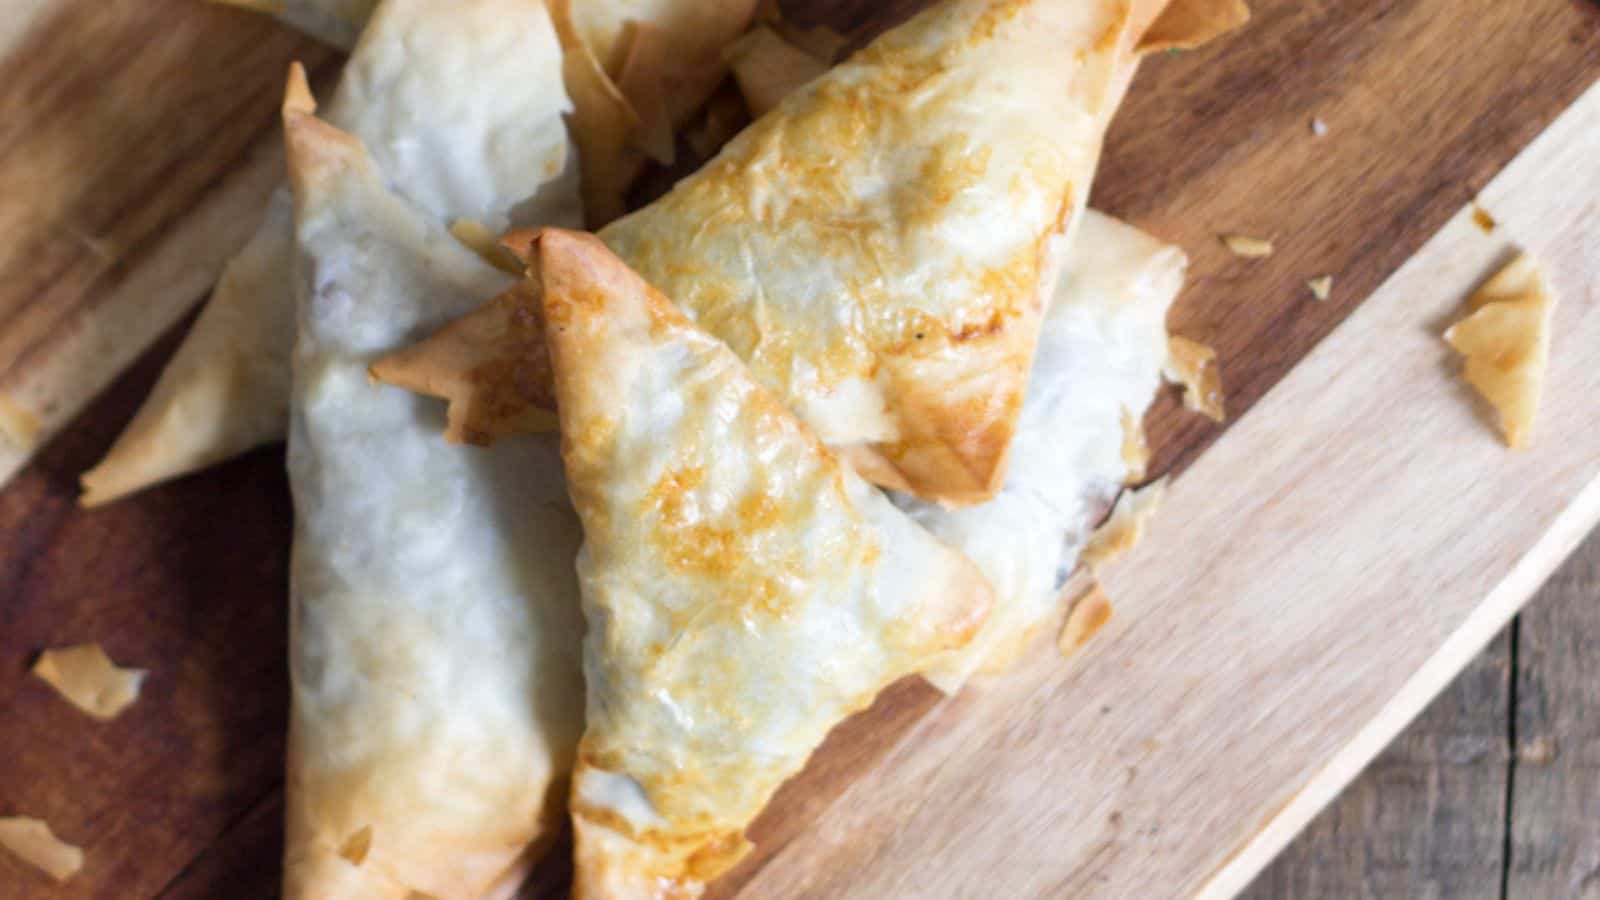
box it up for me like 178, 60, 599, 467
380, 0, 1246, 506
83, 0, 581, 506
590, 0, 1204, 505
530, 229, 992, 898
279, 69, 585, 899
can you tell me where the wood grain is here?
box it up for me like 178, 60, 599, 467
1245, 525, 1600, 898
0, 0, 1597, 897
1509, 534, 1600, 898
1241, 631, 1511, 899
0, 0, 333, 487
0, 319, 293, 898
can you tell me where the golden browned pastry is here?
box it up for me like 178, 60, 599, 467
532, 228, 991, 898
380, 0, 1245, 507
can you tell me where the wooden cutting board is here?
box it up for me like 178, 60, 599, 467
2, 1, 1597, 897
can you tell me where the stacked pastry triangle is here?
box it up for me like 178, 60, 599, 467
80, 0, 1246, 896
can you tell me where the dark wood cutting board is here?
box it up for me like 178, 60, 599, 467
2, 1, 1598, 897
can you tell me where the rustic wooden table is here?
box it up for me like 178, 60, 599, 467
3, 1, 1598, 897
1245, 528, 1600, 899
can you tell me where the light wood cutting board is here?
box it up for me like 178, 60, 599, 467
1, 1, 1597, 898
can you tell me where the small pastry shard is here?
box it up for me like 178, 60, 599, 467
1058, 584, 1115, 659
0, 817, 84, 883
1306, 275, 1333, 301
534, 229, 991, 899
31, 644, 146, 721
549, 0, 761, 224
449, 219, 523, 275
1444, 252, 1556, 449
725, 25, 830, 117
337, 826, 374, 866
683, 86, 752, 161
754, 0, 848, 62
1081, 478, 1169, 569
368, 279, 560, 445
1121, 407, 1152, 483
0, 394, 41, 454
1221, 234, 1274, 258
1163, 335, 1226, 421
1138, 0, 1251, 53
613, 23, 676, 165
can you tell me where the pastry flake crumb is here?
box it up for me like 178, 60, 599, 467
1444, 252, 1555, 449
1162, 336, 1226, 422
725, 25, 830, 118
755, 0, 848, 61
31, 644, 146, 721
684, 86, 751, 162
614, 22, 675, 166
1221, 234, 1273, 258
1306, 275, 1333, 301
338, 826, 373, 866
1311, 117, 1328, 137
0, 393, 41, 452
1137, 0, 1251, 54
0, 817, 84, 882
448, 220, 522, 275
1058, 583, 1114, 659
1119, 407, 1150, 483
1472, 205, 1497, 234
1081, 477, 1169, 569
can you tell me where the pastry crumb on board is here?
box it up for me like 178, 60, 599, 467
31, 644, 146, 721
1444, 252, 1556, 449
1220, 234, 1274, 257
1082, 478, 1169, 569
1059, 584, 1115, 658
1163, 336, 1227, 422
0, 817, 84, 882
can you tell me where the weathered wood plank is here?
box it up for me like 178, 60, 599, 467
1241, 630, 1510, 900
1509, 529, 1600, 899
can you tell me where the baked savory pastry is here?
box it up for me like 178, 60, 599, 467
381, 0, 1244, 506
82, 0, 760, 506
279, 69, 585, 899
530, 228, 992, 898
905, 210, 1187, 688
82, 0, 578, 507
591, 0, 1177, 505
374, 209, 1185, 693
